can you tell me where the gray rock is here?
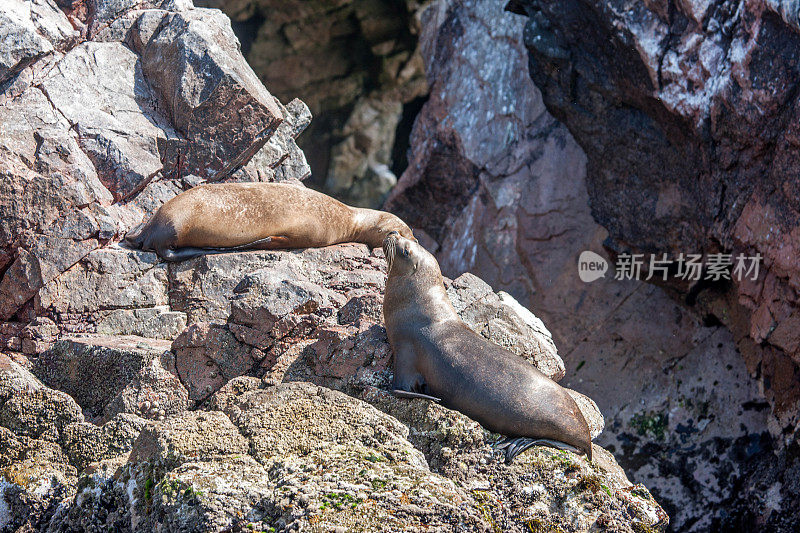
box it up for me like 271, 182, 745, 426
447, 273, 565, 380
168, 244, 382, 323
0, 0, 51, 84
0, 84, 113, 320
103, 350, 189, 421
35, 336, 172, 420
124, 177, 183, 216
282, 97, 312, 138
96, 306, 188, 340
91, 0, 193, 37
139, 8, 284, 180
0, 425, 69, 470
206, 382, 488, 531
168, 247, 337, 323
139, 455, 275, 532
0, 427, 77, 532
40, 41, 178, 200
245, 98, 312, 182
205, 375, 263, 412
0, 386, 84, 443
271, 136, 311, 182
0, 84, 111, 213
61, 413, 148, 470
566, 388, 604, 440
46, 454, 131, 533
223, 382, 426, 467
27, 0, 79, 47
231, 272, 340, 326
0, 0, 76, 84
49, 455, 131, 532
0, 376, 662, 533
129, 410, 249, 469
37, 248, 169, 316
0, 352, 43, 406
0, 235, 100, 320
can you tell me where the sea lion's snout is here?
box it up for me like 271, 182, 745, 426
122, 222, 146, 250
383, 231, 399, 250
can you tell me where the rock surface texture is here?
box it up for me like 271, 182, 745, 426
385, 0, 800, 530
0, 1, 663, 532
199, 0, 430, 207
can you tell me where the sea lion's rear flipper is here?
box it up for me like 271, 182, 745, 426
393, 389, 442, 402
493, 437, 581, 464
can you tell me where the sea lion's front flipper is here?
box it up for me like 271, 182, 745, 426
392, 357, 440, 402
493, 437, 581, 464
157, 247, 208, 262
392, 389, 442, 402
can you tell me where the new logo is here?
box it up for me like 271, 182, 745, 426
578, 251, 608, 282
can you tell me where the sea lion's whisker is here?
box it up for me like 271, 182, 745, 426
384, 239, 396, 269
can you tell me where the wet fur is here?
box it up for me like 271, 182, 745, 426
383, 234, 593, 462
124, 182, 415, 261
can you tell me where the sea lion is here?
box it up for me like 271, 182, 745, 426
382, 232, 593, 463
123, 182, 416, 261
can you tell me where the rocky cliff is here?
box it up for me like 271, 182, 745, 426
0, 1, 664, 531
505, 0, 800, 438
198, 0, 430, 207
385, 0, 800, 530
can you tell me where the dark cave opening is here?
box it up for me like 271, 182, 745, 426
229, 12, 265, 58
390, 94, 428, 179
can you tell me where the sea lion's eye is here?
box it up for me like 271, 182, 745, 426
401, 248, 409, 257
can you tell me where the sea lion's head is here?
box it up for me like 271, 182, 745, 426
375, 212, 416, 246
383, 232, 440, 280
353, 209, 416, 249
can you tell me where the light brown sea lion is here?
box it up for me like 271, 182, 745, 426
382, 232, 593, 463
123, 182, 416, 261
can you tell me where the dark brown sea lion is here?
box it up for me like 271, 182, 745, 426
124, 182, 415, 261
382, 232, 593, 463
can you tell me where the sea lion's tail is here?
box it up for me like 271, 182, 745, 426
123, 222, 146, 249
